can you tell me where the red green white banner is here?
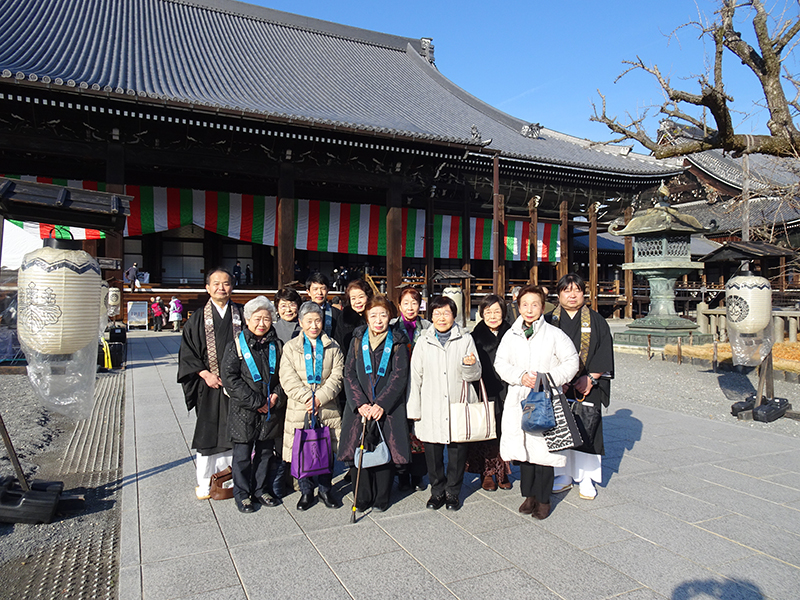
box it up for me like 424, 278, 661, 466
4, 176, 559, 262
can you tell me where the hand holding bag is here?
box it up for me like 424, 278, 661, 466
354, 419, 392, 468
450, 379, 496, 443
520, 373, 556, 432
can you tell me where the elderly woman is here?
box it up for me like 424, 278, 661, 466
339, 296, 410, 512
336, 279, 372, 360
273, 287, 302, 344
494, 285, 579, 520
390, 287, 431, 492
279, 301, 344, 511
465, 294, 512, 491
407, 296, 481, 512
221, 296, 285, 514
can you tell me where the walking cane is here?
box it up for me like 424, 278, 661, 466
351, 416, 368, 524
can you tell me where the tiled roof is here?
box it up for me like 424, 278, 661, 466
677, 197, 800, 233
0, 0, 683, 178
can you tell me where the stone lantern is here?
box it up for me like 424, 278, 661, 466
610, 201, 713, 348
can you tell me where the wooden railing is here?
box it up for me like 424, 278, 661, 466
697, 306, 800, 343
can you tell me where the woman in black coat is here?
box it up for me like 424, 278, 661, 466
339, 296, 410, 512
335, 279, 372, 360
465, 294, 512, 491
221, 296, 285, 513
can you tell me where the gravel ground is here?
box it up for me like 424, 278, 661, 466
613, 351, 799, 438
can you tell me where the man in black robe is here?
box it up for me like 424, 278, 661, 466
546, 273, 614, 500
305, 272, 340, 339
178, 268, 244, 499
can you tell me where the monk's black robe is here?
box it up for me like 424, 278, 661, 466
547, 307, 614, 455
177, 303, 241, 454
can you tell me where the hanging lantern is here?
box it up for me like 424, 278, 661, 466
17, 239, 102, 355
108, 287, 122, 316
726, 272, 771, 334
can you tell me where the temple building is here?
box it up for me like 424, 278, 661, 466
0, 0, 685, 306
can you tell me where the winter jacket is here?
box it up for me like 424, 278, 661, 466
494, 315, 579, 467
221, 328, 285, 444
338, 325, 411, 464
279, 332, 344, 462
406, 324, 482, 444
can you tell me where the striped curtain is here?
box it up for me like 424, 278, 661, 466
3, 176, 560, 262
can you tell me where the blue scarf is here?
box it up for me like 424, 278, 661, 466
361, 328, 393, 402
303, 333, 324, 427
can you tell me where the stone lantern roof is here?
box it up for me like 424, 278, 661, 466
609, 202, 711, 237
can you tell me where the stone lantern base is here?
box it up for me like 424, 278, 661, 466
614, 328, 714, 352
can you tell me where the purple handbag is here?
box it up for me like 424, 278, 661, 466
290, 411, 333, 479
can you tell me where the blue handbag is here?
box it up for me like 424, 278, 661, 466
520, 372, 556, 432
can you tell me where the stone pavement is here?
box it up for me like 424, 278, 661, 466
119, 331, 800, 600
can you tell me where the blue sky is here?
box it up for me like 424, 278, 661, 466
243, 0, 798, 152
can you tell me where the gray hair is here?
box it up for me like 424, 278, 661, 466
298, 301, 323, 321
244, 295, 276, 322
511, 286, 522, 300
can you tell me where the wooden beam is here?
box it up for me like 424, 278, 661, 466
386, 177, 402, 305
462, 188, 472, 318
559, 199, 568, 279
492, 154, 505, 294
528, 197, 538, 285
589, 202, 598, 311
624, 206, 634, 319
425, 192, 434, 300
277, 163, 295, 288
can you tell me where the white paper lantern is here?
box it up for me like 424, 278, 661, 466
17, 241, 102, 354
726, 273, 771, 334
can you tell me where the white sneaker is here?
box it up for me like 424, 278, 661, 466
195, 486, 211, 500
552, 474, 573, 493
578, 479, 597, 500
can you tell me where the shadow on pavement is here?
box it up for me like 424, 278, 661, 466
672, 577, 764, 600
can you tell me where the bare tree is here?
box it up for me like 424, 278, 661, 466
592, 0, 800, 158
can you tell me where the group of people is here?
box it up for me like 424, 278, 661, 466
178, 269, 613, 520
150, 296, 183, 332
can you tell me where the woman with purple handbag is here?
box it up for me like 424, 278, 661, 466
279, 302, 344, 511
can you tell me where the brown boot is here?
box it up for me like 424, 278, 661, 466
532, 502, 551, 520
482, 476, 497, 491
518, 497, 537, 514
498, 473, 512, 490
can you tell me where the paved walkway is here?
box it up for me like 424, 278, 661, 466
119, 331, 800, 600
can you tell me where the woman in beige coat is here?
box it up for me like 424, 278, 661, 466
407, 296, 481, 511
494, 285, 578, 520
280, 301, 344, 511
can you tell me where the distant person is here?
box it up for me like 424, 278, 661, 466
125, 262, 139, 293
547, 273, 614, 501
506, 286, 521, 324
151, 296, 164, 332
168, 296, 183, 332
245, 264, 252, 286
233, 261, 242, 287
177, 268, 244, 500
305, 273, 340, 339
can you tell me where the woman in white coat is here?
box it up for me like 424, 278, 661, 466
407, 295, 481, 511
494, 285, 579, 520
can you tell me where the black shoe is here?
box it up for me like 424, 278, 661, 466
237, 498, 256, 513
318, 490, 339, 509
397, 473, 411, 492
296, 493, 315, 511
373, 503, 389, 512
426, 494, 446, 510
412, 476, 426, 492
445, 494, 460, 511
257, 493, 281, 507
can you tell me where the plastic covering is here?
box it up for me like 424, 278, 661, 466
729, 323, 774, 367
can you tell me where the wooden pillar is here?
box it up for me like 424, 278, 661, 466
425, 192, 435, 300
386, 177, 403, 305
461, 188, 472, 316
558, 200, 568, 279
105, 142, 125, 286
492, 154, 505, 294
589, 202, 598, 311
779, 256, 786, 292
528, 197, 538, 285
624, 206, 634, 319
277, 163, 295, 287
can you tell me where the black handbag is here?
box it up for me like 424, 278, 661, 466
570, 399, 601, 452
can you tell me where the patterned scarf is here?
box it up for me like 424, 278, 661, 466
203, 300, 243, 376
550, 304, 591, 372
